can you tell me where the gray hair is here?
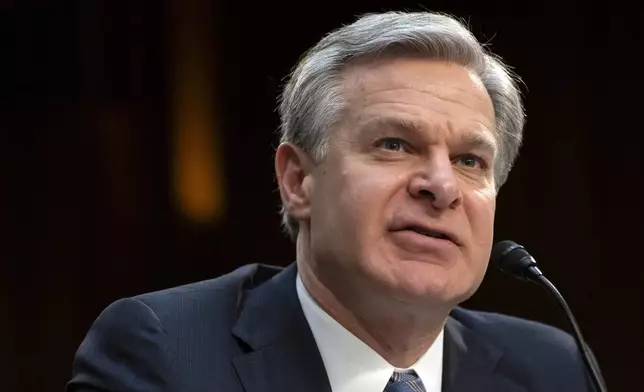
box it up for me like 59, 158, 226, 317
277, 11, 526, 239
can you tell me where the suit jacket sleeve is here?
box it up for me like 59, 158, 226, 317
67, 297, 178, 392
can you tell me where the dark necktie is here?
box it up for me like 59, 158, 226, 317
384, 370, 427, 392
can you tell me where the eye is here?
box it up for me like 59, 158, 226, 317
456, 154, 487, 170
375, 137, 407, 152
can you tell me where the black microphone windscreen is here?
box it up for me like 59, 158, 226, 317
491, 240, 537, 280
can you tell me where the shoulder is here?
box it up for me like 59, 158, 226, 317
68, 263, 288, 389
450, 307, 592, 390
451, 306, 580, 359
92, 263, 286, 339
129, 263, 285, 324
134, 263, 281, 304
452, 307, 575, 347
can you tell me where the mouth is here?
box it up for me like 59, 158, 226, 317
397, 225, 457, 245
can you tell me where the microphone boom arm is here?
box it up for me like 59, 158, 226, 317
527, 267, 607, 392
492, 241, 608, 392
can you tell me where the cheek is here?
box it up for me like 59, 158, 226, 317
335, 171, 388, 232
466, 189, 496, 247
316, 161, 402, 239
311, 164, 365, 238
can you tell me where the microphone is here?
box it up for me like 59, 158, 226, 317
491, 240, 608, 392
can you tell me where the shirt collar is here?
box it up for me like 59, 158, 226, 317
296, 273, 444, 392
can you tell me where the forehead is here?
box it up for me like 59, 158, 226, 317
339, 58, 495, 133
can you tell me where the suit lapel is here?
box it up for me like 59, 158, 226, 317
442, 314, 527, 392
231, 263, 332, 392
230, 264, 527, 392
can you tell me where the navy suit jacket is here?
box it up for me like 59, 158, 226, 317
67, 263, 595, 392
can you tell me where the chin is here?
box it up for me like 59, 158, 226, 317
380, 259, 480, 307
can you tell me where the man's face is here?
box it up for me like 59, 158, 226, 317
303, 58, 498, 308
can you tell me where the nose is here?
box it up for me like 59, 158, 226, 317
408, 154, 462, 210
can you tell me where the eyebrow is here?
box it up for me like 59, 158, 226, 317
361, 116, 498, 155
457, 130, 498, 156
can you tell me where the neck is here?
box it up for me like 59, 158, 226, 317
296, 235, 448, 368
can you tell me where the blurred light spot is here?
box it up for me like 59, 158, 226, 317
170, 0, 224, 223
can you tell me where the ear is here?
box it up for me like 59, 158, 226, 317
275, 142, 315, 222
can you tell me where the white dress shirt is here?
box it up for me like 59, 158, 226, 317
296, 274, 444, 392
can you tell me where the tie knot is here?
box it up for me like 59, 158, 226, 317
384, 370, 426, 392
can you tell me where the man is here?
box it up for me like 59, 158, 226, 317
68, 11, 596, 392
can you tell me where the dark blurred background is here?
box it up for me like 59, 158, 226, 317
3, 1, 643, 391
